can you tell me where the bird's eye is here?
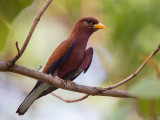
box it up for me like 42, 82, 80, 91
87, 20, 92, 24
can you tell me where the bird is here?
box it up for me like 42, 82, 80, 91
16, 17, 105, 115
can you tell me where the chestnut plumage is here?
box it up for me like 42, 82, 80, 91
16, 17, 105, 115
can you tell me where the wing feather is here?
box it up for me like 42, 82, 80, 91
63, 47, 93, 80
43, 39, 75, 73
28, 39, 75, 96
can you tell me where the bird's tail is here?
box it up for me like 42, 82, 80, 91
16, 83, 49, 115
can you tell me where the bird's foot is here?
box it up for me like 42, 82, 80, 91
71, 81, 76, 86
66, 79, 71, 83
54, 75, 60, 79
66, 80, 76, 86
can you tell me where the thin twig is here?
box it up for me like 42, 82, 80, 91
105, 44, 160, 90
50, 92, 89, 103
36, 65, 42, 71
15, 41, 20, 56
10, 0, 53, 65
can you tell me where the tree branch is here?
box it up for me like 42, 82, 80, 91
9, 0, 53, 66
0, 63, 135, 98
105, 44, 160, 90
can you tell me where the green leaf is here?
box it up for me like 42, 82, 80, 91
130, 78, 160, 117
0, 0, 33, 22
130, 78, 160, 99
0, 19, 9, 52
0, 0, 34, 52
136, 99, 160, 117
101, 0, 160, 71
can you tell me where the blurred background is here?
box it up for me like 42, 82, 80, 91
0, 0, 160, 120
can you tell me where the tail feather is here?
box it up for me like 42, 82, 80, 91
16, 83, 49, 115
16, 94, 37, 115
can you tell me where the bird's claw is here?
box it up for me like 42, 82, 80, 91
71, 81, 76, 86
54, 75, 59, 79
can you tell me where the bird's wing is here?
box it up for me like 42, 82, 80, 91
30, 39, 76, 94
63, 47, 93, 80
83, 47, 94, 73
43, 39, 76, 74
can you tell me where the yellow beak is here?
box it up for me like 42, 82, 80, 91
93, 23, 105, 29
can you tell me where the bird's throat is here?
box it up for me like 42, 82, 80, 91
75, 33, 91, 50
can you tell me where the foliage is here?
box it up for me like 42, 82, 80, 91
0, 0, 33, 53
101, 0, 160, 119
130, 78, 160, 99
130, 78, 160, 117
0, 19, 9, 52
101, 0, 160, 78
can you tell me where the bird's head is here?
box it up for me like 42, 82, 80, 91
72, 17, 105, 35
